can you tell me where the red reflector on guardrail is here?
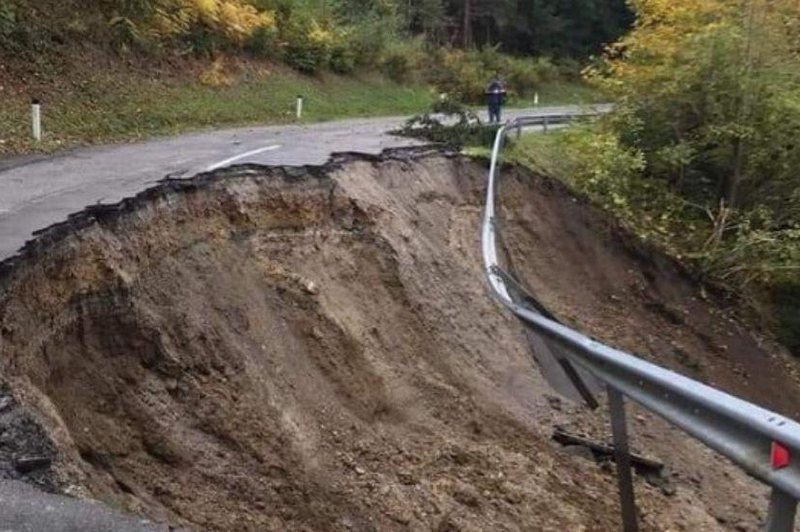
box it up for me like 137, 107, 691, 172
771, 442, 790, 469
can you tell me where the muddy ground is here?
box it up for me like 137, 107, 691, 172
0, 149, 798, 530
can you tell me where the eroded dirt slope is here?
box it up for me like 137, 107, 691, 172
0, 150, 797, 530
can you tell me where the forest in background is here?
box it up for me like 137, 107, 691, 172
0, 0, 633, 59
0, 0, 631, 96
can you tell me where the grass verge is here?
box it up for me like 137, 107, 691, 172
0, 67, 434, 158
511, 82, 602, 108
0, 57, 598, 159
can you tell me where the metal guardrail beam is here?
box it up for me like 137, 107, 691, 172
481, 114, 800, 531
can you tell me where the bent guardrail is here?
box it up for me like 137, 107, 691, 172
481, 114, 800, 532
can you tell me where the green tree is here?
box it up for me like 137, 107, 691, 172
443, 0, 632, 57
589, 0, 800, 214
587, 0, 800, 352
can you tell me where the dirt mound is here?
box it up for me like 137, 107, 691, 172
0, 150, 797, 530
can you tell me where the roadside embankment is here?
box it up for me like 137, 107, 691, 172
0, 149, 795, 530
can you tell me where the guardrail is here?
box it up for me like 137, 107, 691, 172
481, 114, 800, 532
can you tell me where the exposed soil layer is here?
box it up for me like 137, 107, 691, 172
0, 150, 798, 531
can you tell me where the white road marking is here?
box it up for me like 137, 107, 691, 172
206, 144, 281, 171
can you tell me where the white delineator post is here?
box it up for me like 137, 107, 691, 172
296, 95, 303, 119
534, 92, 539, 107
31, 98, 42, 141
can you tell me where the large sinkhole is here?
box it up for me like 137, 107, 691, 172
0, 150, 798, 530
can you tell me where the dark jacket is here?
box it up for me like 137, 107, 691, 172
486, 80, 506, 106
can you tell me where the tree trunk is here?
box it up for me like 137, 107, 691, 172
727, 138, 745, 207
725, 0, 756, 207
463, 0, 472, 48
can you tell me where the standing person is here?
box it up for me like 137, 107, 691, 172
486, 75, 506, 124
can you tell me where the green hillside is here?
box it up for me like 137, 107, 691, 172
0, 0, 625, 155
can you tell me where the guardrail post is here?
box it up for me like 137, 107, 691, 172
543, 116, 549, 134
765, 488, 797, 532
608, 387, 639, 532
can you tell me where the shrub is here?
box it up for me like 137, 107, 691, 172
136, 0, 276, 54
556, 128, 650, 220
555, 57, 583, 82
505, 59, 539, 97
329, 42, 356, 73
0, 0, 39, 52
475, 44, 509, 74
109, 16, 143, 51
184, 24, 219, 57
215, 1, 274, 44
380, 38, 426, 83
382, 52, 411, 82
245, 24, 278, 58
329, 29, 357, 73
199, 57, 233, 86
346, 16, 393, 68
423, 47, 563, 104
511, 127, 691, 247
698, 209, 800, 287
773, 282, 800, 356
0, 0, 18, 47
281, 19, 332, 74
427, 48, 485, 103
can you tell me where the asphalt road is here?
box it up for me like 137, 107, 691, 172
0, 105, 605, 262
0, 481, 170, 531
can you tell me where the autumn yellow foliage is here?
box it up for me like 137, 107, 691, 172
588, 0, 800, 99
199, 57, 232, 86
307, 20, 334, 47
148, 0, 276, 45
